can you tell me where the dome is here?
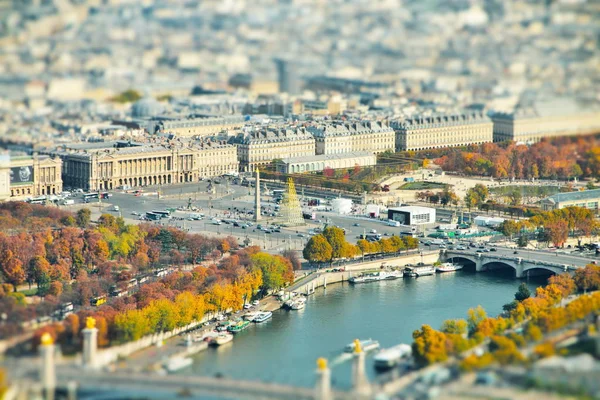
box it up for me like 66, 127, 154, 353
131, 97, 165, 118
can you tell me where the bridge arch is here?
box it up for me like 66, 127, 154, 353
522, 265, 563, 277
446, 255, 478, 272
480, 260, 518, 277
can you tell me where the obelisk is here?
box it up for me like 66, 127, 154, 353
255, 167, 261, 222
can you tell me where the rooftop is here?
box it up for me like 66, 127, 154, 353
278, 151, 374, 164
542, 189, 600, 204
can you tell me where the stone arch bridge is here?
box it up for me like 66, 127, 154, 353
440, 250, 585, 278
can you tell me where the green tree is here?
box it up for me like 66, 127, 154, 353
251, 253, 293, 293
441, 319, 468, 335
303, 235, 333, 265
467, 305, 487, 333
517, 235, 528, 248
76, 208, 91, 228
110, 89, 142, 103
514, 283, 531, 302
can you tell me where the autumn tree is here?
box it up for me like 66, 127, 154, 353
28, 256, 51, 289
0, 250, 25, 291
303, 235, 333, 265
545, 219, 569, 248
467, 305, 487, 334
548, 273, 575, 298
441, 319, 468, 335
281, 249, 301, 271
322, 226, 350, 261
251, 253, 293, 294
412, 325, 448, 366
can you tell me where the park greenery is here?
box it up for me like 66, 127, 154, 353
110, 89, 142, 104
412, 266, 600, 371
421, 135, 600, 179
0, 202, 296, 347
302, 226, 419, 265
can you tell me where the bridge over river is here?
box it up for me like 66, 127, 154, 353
441, 247, 593, 278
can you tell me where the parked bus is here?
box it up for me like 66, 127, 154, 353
28, 196, 47, 204
90, 295, 107, 307
272, 189, 284, 199
146, 212, 162, 220
152, 210, 171, 218
399, 231, 416, 238
83, 192, 99, 200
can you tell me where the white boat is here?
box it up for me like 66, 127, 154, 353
291, 298, 306, 310
349, 270, 403, 284
435, 262, 464, 273
344, 339, 380, 353
211, 333, 233, 346
403, 266, 435, 278
253, 311, 273, 323
373, 344, 412, 370
164, 356, 193, 372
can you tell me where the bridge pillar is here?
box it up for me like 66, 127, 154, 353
351, 339, 371, 397
515, 261, 524, 279
315, 358, 332, 400
39, 333, 56, 400
475, 256, 484, 273
82, 317, 98, 369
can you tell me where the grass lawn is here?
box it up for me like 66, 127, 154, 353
489, 185, 561, 197
399, 181, 449, 190
20, 287, 38, 296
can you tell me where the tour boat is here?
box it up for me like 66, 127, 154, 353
211, 333, 233, 346
216, 321, 232, 332
164, 356, 193, 372
228, 319, 250, 333
403, 265, 435, 278
252, 311, 273, 323
373, 344, 412, 370
344, 339, 380, 353
290, 298, 306, 310
435, 262, 464, 273
349, 270, 403, 284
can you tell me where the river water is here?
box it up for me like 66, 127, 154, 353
185, 270, 545, 389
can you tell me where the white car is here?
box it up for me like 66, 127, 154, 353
212, 220, 222, 225
252, 300, 259, 306
370, 229, 377, 234
243, 304, 252, 309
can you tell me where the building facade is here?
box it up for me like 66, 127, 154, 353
391, 113, 493, 151
307, 121, 394, 155
540, 189, 600, 212
490, 109, 600, 143
8, 154, 62, 198
151, 115, 246, 137
275, 152, 376, 174
231, 127, 315, 172
388, 206, 436, 226
50, 140, 238, 191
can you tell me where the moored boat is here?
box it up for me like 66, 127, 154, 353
403, 265, 435, 278
344, 338, 380, 353
211, 333, 233, 346
373, 343, 412, 370
164, 356, 193, 372
349, 270, 403, 284
290, 298, 306, 310
435, 262, 464, 273
228, 319, 250, 333
253, 311, 273, 323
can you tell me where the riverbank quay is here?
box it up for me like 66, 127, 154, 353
288, 250, 439, 295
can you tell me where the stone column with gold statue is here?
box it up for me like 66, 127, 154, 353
82, 317, 98, 369
314, 357, 331, 400
39, 332, 56, 400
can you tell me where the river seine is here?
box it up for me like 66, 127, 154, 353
185, 270, 545, 389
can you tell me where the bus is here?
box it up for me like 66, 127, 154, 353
28, 196, 47, 204
272, 189, 284, 199
399, 231, 416, 238
146, 212, 161, 221
152, 210, 171, 218
90, 295, 107, 307
83, 192, 99, 200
